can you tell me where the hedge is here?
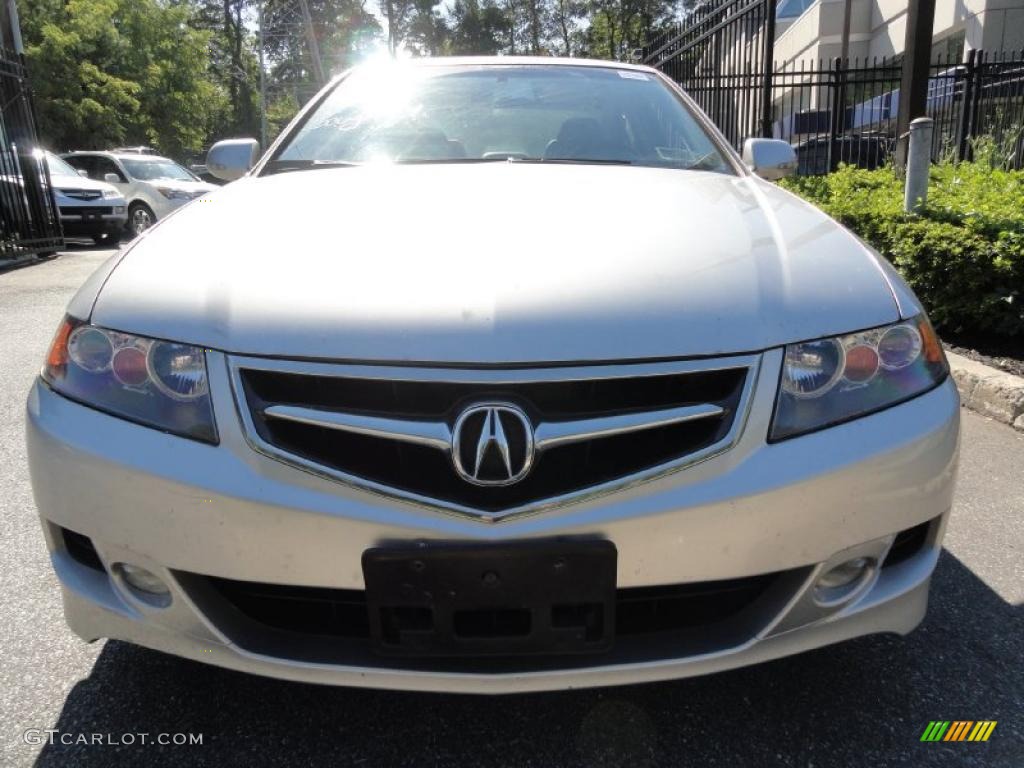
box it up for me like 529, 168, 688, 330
779, 162, 1024, 339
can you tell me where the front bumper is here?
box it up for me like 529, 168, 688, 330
59, 211, 128, 235
26, 350, 960, 693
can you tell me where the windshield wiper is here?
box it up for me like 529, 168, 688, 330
263, 159, 362, 175
519, 157, 633, 166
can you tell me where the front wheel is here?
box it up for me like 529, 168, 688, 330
128, 203, 156, 237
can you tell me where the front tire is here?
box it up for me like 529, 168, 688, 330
128, 203, 156, 237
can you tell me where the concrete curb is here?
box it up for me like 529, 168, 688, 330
946, 351, 1024, 431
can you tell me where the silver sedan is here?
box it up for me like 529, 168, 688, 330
26, 57, 959, 694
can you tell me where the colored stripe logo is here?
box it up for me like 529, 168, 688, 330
920, 721, 997, 742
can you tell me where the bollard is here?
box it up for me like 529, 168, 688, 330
904, 117, 934, 213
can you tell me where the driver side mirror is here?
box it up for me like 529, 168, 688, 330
77, 169, 89, 178
104, 173, 123, 184
207, 138, 260, 182
742, 138, 797, 181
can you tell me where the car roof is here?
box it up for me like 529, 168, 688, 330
345, 55, 659, 77
63, 150, 174, 163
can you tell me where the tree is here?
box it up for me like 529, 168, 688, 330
446, 0, 509, 55
20, 0, 226, 156
405, 0, 448, 55
189, 0, 261, 141
548, 0, 584, 56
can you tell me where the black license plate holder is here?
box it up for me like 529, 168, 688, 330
362, 541, 617, 657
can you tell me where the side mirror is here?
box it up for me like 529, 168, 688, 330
207, 138, 260, 182
742, 138, 797, 181
77, 169, 89, 177
104, 173, 122, 184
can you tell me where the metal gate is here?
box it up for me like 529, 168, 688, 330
1, 5, 63, 262
642, 0, 776, 149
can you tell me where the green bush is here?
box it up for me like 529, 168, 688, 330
780, 163, 1024, 339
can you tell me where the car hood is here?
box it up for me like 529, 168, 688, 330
90, 164, 902, 363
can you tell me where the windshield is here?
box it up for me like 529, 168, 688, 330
45, 152, 83, 178
271, 64, 731, 173
121, 158, 195, 181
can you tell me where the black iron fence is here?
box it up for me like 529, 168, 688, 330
643, 0, 776, 145
647, 42, 1024, 175
0, 43, 63, 260
771, 51, 1024, 175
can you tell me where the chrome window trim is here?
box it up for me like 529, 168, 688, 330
227, 354, 761, 523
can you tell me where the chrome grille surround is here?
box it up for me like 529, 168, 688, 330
227, 354, 761, 523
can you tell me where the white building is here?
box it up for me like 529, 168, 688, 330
774, 0, 1024, 65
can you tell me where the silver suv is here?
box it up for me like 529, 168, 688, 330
61, 150, 214, 237
27, 58, 959, 694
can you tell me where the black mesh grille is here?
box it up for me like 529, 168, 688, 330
239, 364, 747, 512
203, 573, 778, 640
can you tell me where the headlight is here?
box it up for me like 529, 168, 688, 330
770, 315, 948, 441
101, 188, 121, 199
42, 318, 217, 443
156, 187, 191, 200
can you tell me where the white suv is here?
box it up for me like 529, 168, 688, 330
62, 151, 215, 237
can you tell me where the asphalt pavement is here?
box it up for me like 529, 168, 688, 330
1, 248, 1022, 768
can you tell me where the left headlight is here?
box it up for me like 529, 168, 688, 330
41, 317, 217, 443
156, 187, 192, 200
101, 188, 121, 199
770, 315, 949, 441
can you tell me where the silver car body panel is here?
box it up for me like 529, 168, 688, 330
86, 165, 903, 363
27, 358, 960, 692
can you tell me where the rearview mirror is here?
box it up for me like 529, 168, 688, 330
742, 138, 797, 181
104, 173, 122, 184
207, 138, 260, 182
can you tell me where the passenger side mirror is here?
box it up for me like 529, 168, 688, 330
104, 173, 123, 184
742, 138, 797, 181
207, 138, 260, 182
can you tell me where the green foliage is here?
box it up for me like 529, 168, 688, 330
780, 163, 1024, 339
20, 0, 227, 157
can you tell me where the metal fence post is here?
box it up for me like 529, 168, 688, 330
905, 117, 934, 212
760, 0, 777, 137
955, 49, 977, 162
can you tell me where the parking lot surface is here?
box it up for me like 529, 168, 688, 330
1, 248, 1021, 767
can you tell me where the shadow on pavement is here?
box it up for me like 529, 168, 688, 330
35, 551, 1023, 768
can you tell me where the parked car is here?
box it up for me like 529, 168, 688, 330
111, 146, 159, 155
188, 162, 225, 186
794, 133, 894, 175
28, 58, 959, 694
43, 151, 127, 244
61, 150, 215, 237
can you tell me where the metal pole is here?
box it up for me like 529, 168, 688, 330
298, 0, 326, 86
5, 0, 24, 53
759, 0, 778, 138
904, 117, 933, 212
840, 0, 852, 63
258, 1, 268, 150
895, 0, 937, 171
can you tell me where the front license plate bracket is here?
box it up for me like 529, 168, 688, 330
362, 540, 617, 657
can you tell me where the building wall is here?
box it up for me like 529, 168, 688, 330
775, 0, 1024, 68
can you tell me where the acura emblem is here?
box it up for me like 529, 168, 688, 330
451, 403, 535, 486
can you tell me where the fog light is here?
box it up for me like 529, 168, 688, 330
116, 563, 171, 602
813, 557, 873, 606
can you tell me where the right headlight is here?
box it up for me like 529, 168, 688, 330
770, 315, 949, 441
41, 317, 217, 443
